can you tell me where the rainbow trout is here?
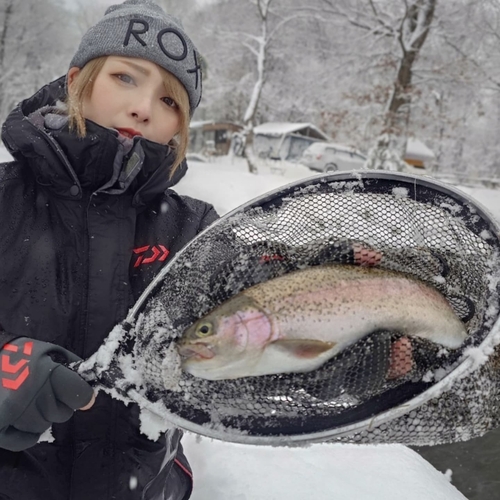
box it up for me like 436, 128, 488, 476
177, 265, 467, 380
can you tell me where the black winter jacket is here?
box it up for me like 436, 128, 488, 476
0, 77, 218, 500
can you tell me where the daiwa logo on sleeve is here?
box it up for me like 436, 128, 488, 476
1, 341, 33, 390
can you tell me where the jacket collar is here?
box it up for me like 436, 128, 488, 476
1, 76, 187, 208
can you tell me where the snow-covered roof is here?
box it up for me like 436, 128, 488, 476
406, 138, 435, 161
253, 122, 329, 141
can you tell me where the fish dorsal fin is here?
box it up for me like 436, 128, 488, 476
269, 339, 336, 359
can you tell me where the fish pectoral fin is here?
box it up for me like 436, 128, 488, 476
269, 339, 337, 359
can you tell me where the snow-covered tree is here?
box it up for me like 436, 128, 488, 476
191, 0, 321, 171
313, 0, 437, 170
175, 0, 500, 176
0, 0, 76, 121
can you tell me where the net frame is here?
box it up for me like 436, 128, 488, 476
81, 171, 500, 446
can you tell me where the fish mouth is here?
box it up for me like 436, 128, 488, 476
177, 343, 215, 360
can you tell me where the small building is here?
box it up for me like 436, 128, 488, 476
253, 122, 330, 162
189, 121, 243, 156
405, 138, 435, 169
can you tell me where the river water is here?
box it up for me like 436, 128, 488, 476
413, 427, 500, 499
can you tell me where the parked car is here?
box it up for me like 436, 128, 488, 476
300, 142, 366, 172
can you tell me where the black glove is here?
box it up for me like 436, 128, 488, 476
0, 338, 94, 452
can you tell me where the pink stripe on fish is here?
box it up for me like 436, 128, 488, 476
353, 243, 383, 266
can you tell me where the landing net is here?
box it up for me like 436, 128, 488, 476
89, 172, 500, 445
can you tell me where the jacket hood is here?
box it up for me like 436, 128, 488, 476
1, 76, 187, 208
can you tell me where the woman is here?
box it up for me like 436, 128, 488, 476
0, 1, 217, 498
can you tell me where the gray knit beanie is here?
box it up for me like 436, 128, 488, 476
69, 0, 202, 115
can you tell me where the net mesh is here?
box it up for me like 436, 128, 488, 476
104, 174, 500, 445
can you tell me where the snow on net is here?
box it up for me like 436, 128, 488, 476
82, 173, 500, 446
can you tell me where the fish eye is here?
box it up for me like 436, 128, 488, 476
196, 322, 213, 337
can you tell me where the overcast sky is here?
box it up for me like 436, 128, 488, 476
63, 0, 213, 8
63, 0, 125, 9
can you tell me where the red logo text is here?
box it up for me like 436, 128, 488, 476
133, 245, 170, 267
1, 341, 33, 390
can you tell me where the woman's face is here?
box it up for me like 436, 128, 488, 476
68, 56, 181, 144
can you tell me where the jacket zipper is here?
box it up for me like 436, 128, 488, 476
78, 193, 94, 357
68, 192, 92, 500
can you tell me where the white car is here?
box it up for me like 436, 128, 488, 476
300, 142, 366, 172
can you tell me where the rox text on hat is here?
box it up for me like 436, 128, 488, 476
69, 0, 202, 114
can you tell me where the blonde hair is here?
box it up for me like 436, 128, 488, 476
67, 56, 190, 176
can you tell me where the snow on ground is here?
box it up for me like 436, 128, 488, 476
3, 147, 491, 499
177, 155, 314, 215
183, 434, 465, 500
456, 185, 500, 222
177, 156, 500, 224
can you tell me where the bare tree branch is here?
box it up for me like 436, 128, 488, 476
442, 34, 500, 90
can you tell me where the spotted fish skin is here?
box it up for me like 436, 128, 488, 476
177, 265, 467, 380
